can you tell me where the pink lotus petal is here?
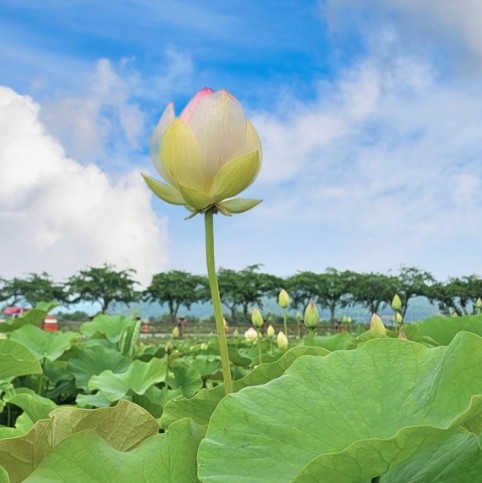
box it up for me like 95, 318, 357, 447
180, 87, 214, 122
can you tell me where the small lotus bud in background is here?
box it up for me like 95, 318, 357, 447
233, 329, 239, 338
244, 327, 258, 342
267, 325, 275, 337
391, 294, 402, 312
476, 298, 482, 311
304, 302, 320, 329
394, 311, 403, 326
251, 308, 264, 329
278, 289, 290, 309
370, 313, 387, 336
171, 326, 180, 338
277, 331, 288, 350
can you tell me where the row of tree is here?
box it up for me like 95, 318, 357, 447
1, 264, 481, 323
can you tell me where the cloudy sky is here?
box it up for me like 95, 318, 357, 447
1, 0, 481, 286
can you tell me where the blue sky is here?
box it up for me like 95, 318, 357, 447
1, 0, 482, 286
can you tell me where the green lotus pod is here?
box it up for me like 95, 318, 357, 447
278, 289, 290, 309
370, 313, 387, 336
276, 331, 288, 350
251, 308, 264, 329
304, 302, 320, 329
391, 294, 402, 312
144, 87, 263, 216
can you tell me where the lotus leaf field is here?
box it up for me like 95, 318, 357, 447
0, 302, 481, 482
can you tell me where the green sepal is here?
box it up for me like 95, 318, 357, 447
141, 174, 184, 205
178, 183, 213, 210
218, 198, 262, 214
209, 150, 261, 202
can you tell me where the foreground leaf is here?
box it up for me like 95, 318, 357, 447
404, 313, 482, 346
0, 400, 159, 483
198, 332, 482, 482
161, 346, 329, 429
22, 418, 205, 483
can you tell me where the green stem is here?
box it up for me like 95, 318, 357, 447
283, 310, 288, 340
256, 330, 263, 364
37, 359, 46, 396
305, 328, 315, 346
205, 209, 233, 395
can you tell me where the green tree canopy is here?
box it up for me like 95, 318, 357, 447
391, 266, 435, 318
144, 270, 207, 321
217, 265, 280, 324
67, 264, 139, 314
287, 269, 355, 323
1, 272, 66, 307
350, 272, 397, 316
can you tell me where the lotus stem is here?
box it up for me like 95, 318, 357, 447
205, 208, 233, 394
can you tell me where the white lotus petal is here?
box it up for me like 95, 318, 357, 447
187, 90, 248, 180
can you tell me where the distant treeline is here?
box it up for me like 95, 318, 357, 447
2, 264, 481, 324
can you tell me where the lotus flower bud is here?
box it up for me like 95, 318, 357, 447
277, 331, 288, 350
476, 298, 482, 310
244, 327, 258, 342
144, 87, 263, 216
394, 311, 403, 325
278, 289, 290, 309
267, 325, 275, 337
233, 329, 239, 338
304, 302, 320, 329
391, 294, 402, 312
370, 314, 387, 336
171, 326, 180, 338
251, 308, 264, 329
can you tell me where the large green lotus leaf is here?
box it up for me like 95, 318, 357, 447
79, 314, 136, 343
381, 427, 482, 483
311, 332, 355, 351
88, 357, 166, 402
5, 388, 57, 423
75, 391, 112, 408
0, 309, 46, 333
161, 346, 328, 429
170, 364, 203, 398
9, 325, 79, 362
0, 428, 23, 440
198, 332, 482, 482
0, 400, 159, 483
189, 355, 222, 378
21, 418, 205, 483
0, 340, 42, 379
67, 344, 131, 391
404, 313, 482, 346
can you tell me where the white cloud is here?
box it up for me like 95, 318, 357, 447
40, 58, 146, 165
251, 55, 482, 278
0, 85, 168, 286
320, 0, 482, 70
